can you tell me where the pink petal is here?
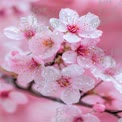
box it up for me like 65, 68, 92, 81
4, 26, 24, 40
77, 56, 91, 68
29, 31, 63, 59
62, 51, 77, 64
17, 70, 34, 84
79, 30, 103, 38
33, 67, 44, 84
83, 113, 100, 122
72, 75, 95, 92
2, 99, 17, 113
59, 8, 79, 25
41, 66, 61, 82
61, 87, 81, 104
40, 82, 58, 96
50, 18, 67, 32
10, 91, 28, 104
62, 64, 84, 78
63, 32, 81, 43
53, 106, 82, 122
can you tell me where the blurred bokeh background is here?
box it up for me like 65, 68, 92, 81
0, 0, 122, 122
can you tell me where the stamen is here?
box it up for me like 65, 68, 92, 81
67, 25, 79, 33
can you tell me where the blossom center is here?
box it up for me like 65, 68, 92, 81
76, 46, 89, 56
42, 38, 54, 48
0, 91, 9, 98
56, 77, 70, 87
67, 25, 79, 33
91, 54, 100, 64
74, 117, 83, 122
104, 68, 115, 76
24, 30, 35, 39
29, 58, 39, 70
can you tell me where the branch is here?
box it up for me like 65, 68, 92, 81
12, 78, 122, 118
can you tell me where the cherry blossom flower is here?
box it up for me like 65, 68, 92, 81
62, 44, 105, 68
50, 8, 102, 43
29, 30, 63, 59
92, 56, 122, 93
52, 106, 100, 122
38, 64, 95, 104
4, 15, 42, 40
0, 80, 28, 113
5, 49, 44, 84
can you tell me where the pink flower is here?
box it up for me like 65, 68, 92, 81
62, 44, 105, 68
4, 15, 40, 40
52, 106, 100, 122
92, 57, 122, 94
0, 80, 28, 113
50, 8, 102, 43
5, 49, 44, 84
39, 64, 95, 104
29, 30, 63, 59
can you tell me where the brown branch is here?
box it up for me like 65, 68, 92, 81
12, 78, 122, 118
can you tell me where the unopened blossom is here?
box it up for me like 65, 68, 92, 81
39, 64, 95, 104
4, 15, 43, 40
52, 106, 100, 122
29, 30, 63, 59
93, 103, 106, 112
50, 8, 102, 43
5, 49, 44, 84
0, 80, 28, 113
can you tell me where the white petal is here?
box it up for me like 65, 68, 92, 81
4, 26, 24, 40
92, 68, 115, 82
62, 64, 84, 78
41, 66, 61, 82
102, 56, 116, 68
83, 113, 100, 122
79, 30, 103, 38
20, 15, 38, 28
2, 99, 17, 113
40, 82, 58, 96
59, 8, 79, 25
79, 12, 101, 31
50, 18, 67, 32
113, 81, 122, 94
10, 91, 28, 104
77, 56, 91, 68
72, 75, 95, 92
62, 51, 77, 64
61, 87, 80, 104
115, 73, 122, 82
63, 32, 81, 43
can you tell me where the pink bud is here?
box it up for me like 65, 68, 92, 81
93, 103, 106, 112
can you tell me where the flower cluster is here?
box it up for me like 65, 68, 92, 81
2, 8, 122, 121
